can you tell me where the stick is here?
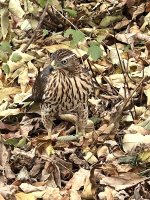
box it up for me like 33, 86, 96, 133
21, 0, 49, 53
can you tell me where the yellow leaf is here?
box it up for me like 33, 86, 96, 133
46, 145, 55, 155
1, 8, 9, 40
0, 87, 21, 103
0, 108, 20, 117
15, 192, 35, 200
0, 194, 5, 200
9, 0, 25, 18
139, 151, 150, 163
44, 44, 72, 53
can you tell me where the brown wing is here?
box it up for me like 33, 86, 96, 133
32, 66, 54, 103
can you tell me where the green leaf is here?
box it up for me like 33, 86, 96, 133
42, 29, 49, 37
124, 44, 131, 52
17, 137, 26, 148
100, 15, 123, 28
64, 28, 75, 37
4, 138, 19, 146
90, 116, 100, 125
0, 41, 12, 54
38, 0, 47, 7
64, 8, 77, 17
64, 29, 85, 46
2, 64, 10, 74
71, 30, 85, 46
0, 49, 8, 62
88, 45, 103, 61
11, 53, 22, 62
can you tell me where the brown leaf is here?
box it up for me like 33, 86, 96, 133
70, 189, 81, 200
17, 167, 30, 181
114, 18, 130, 29
0, 185, 17, 199
101, 172, 148, 190
19, 183, 45, 193
5, 163, 15, 180
0, 142, 9, 167
65, 168, 90, 190
132, 3, 145, 19
43, 188, 61, 200
0, 121, 19, 131
98, 186, 114, 200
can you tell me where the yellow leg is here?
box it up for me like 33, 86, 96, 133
48, 129, 52, 139
46, 122, 55, 155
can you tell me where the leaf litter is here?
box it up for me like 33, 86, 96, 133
0, 0, 150, 199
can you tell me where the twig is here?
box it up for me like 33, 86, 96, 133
102, 77, 146, 138
122, 60, 137, 119
88, 59, 124, 99
55, 135, 78, 142
114, 40, 137, 119
139, 60, 145, 105
21, 0, 49, 53
33, 15, 57, 30
102, 75, 124, 99
122, 77, 145, 110
47, 7, 64, 26
52, 6, 84, 34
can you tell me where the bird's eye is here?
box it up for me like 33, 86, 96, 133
61, 59, 67, 64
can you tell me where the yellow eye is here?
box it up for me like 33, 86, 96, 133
61, 59, 67, 64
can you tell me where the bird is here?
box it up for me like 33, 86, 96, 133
32, 48, 92, 139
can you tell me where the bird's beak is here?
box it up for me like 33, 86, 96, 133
51, 60, 58, 69
51, 60, 61, 69
51, 60, 55, 67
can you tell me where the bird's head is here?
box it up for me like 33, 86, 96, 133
51, 49, 81, 73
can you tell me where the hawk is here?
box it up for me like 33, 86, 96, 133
32, 49, 92, 138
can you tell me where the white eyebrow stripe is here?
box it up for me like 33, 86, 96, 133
61, 54, 76, 61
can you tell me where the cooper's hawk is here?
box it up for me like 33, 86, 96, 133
32, 49, 92, 138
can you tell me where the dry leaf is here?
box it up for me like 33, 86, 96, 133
1, 8, 9, 40
100, 172, 147, 191
66, 168, 90, 190
9, 0, 25, 18
123, 133, 150, 152
15, 192, 35, 200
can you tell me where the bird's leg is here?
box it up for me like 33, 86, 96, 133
41, 111, 54, 139
41, 111, 55, 155
76, 103, 88, 137
47, 121, 53, 139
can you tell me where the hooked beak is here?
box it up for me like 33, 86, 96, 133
51, 60, 62, 69
51, 60, 56, 67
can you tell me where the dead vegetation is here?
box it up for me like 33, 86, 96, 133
0, 0, 150, 199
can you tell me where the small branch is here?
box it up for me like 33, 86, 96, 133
52, 6, 84, 34
33, 15, 57, 30
55, 135, 78, 142
102, 75, 124, 99
102, 77, 146, 137
21, 0, 49, 53
122, 60, 137, 119
47, 7, 64, 26
122, 77, 145, 110
114, 36, 137, 119
89, 59, 124, 99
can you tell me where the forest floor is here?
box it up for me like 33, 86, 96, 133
0, 0, 150, 199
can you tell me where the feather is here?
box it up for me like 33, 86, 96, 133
32, 65, 54, 103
